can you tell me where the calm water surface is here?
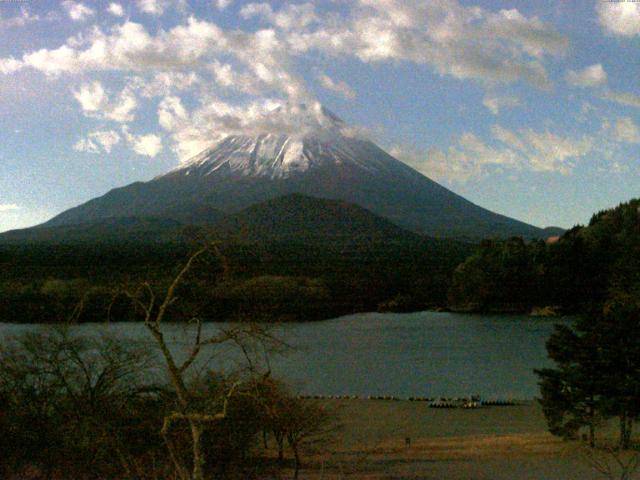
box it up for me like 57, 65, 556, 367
0, 311, 568, 399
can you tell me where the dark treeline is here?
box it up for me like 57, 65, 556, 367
0, 237, 472, 323
448, 199, 640, 314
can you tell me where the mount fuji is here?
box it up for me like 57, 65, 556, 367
30, 103, 554, 240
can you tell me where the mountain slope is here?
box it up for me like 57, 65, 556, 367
37, 103, 548, 239
0, 194, 423, 245
0, 216, 184, 244
213, 193, 421, 242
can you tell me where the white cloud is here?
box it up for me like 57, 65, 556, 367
240, 3, 273, 20
137, 0, 169, 16
208, 61, 262, 94
128, 72, 201, 98
482, 94, 521, 115
561, 64, 640, 110
492, 125, 593, 174
208, 62, 234, 88
317, 73, 356, 100
0, 204, 20, 212
107, 3, 125, 17
0, 57, 22, 74
90, 130, 121, 152
136, 0, 188, 16
0, 7, 39, 28
597, 1, 640, 37
566, 64, 608, 88
613, 117, 640, 144
2, 18, 308, 98
62, 1, 95, 22
72, 81, 137, 123
483, 8, 568, 58
73, 129, 121, 154
283, 0, 567, 89
340, 123, 379, 141
132, 134, 163, 157
491, 125, 526, 152
391, 134, 519, 182
21, 45, 82, 75
123, 127, 163, 157
215, 0, 233, 10
73, 137, 100, 154
241, 3, 318, 31
108, 90, 137, 123
0, 1, 566, 103
392, 124, 594, 182
73, 81, 108, 112
158, 96, 188, 131
603, 89, 640, 108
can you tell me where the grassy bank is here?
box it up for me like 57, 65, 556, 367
286, 400, 637, 480
328, 399, 547, 447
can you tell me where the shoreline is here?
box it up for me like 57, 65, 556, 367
288, 399, 614, 479
0, 307, 572, 324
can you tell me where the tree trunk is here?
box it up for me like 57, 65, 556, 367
292, 444, 301, 480
275, 433, 284, 462
620, 412, 631, 449
162, 428, 190, 480
588, 400, 595, 448
191, 422, 205, 480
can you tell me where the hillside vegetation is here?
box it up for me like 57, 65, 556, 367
448, 199, 640, 314
9, 194, 638, 322
0, 195, 472, 323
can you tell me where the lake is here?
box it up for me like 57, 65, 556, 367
0, 311, 567, 400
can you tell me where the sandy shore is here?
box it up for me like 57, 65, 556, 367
288, 399, 640, 479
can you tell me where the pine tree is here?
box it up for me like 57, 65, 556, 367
536, 295, 640, 448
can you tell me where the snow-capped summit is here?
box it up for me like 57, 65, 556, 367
172, 132, 395, 180
171, 102, 384, 179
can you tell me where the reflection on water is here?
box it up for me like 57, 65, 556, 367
0, 311, 568, 399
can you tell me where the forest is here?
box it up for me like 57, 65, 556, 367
0, 236, 472, 324
448, 198, 640, 315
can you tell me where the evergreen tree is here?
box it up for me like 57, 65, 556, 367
536, 320, 604, 446
536, 295, 640, 448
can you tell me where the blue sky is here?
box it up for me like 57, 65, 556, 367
0, 0, 639, 232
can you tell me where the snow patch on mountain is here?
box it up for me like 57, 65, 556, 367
169, 102, 394, 179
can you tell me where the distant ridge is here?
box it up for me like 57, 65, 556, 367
213, 193, 421, 242
0, 216, 184, 244
0, 194, 422, 245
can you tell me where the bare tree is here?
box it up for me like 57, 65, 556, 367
577, 443, 640, 480
0, 328, 164, 480
257, 378, 337, 479
120, 243, 283, 480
